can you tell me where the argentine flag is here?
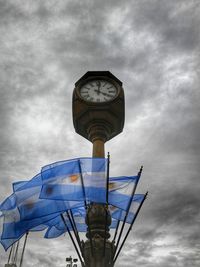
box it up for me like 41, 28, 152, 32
40, 157, 108, 204
111, 194, 145, 223
12, 174, 83, 221
1, 205, 60, 240
108, 175, 140, 210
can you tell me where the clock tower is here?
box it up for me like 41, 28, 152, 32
72, 71, 125, 267
73, 71, 125, 157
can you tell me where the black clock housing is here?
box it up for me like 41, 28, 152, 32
72, 71, 125, 142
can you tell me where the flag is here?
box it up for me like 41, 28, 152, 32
11, 175, 83, 221
40, 157, 107, 204
0, 194, 16, 211
0, 175, 83, 240
0, 211, 42, 251
1, 206, 60, 240
44, 211, 86, 239
44, 225, 66, 239
0, 212, 19, 251
53, 211, 87, 233
108, 175, 140, 210
111, 194, 145, 223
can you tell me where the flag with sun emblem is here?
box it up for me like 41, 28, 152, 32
40, 157, 108, 204
108, 175, 140, 210
0, 175, 84, 243
111, 194, 145, 223
12, 175, 83, 221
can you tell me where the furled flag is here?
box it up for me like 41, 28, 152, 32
40, 157, 108, 204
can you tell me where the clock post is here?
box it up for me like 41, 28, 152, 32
72, 71, 125, 267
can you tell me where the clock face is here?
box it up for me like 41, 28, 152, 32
79, 79, 118, 103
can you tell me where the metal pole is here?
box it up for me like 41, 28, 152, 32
11, 242, 16, 263
78, 160, 94, 256
13, 240, 20, 264
103, 152, 110, 257
112, 220, 120, 243
106, 152, 110, 203
61, 214, 85, 267
92, 139, 105, 158
69, 210, 82, 242
19, 232, 28, 267
114, 166, 143, 257
113, 192, 148, 263
66, 210, 84, 255
7, 245, 13, 264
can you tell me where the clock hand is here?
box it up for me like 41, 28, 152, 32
94, 90, 113, 98
95, 81, 101, 95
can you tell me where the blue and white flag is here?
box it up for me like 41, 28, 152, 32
44, 211, 86, 239
108, 175, 140, 210
44, 225, 66, 239
12, 175, 83, 221
0, 210, 50, 250
53, 210, 87, 233
0, 175, 83, 241
1, 206, 60, 240
40, 157, 107, 204
0, 210, 23, 251
111, 194, 145, 223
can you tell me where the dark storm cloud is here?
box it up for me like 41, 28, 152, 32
130, 0, 199, 51
151, 186, 200, 227
0, 0, 28, 24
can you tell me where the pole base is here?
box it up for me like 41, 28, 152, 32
83, 236, 115, 267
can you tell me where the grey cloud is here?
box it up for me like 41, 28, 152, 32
0, 0, 199, 266
131, 0, 200, 52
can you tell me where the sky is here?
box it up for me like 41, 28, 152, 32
0, 0, 199, 266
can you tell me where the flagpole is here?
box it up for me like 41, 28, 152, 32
112, 219, 120, 243
113, 191, 148, 263
103, 152, 110, 259
106, 152, 110, 204
11, 242, 16, 264
7, 244, 13, 264
78, 160, 94, 256
69, 209, 82, 243
60, 214, 85, 267
113, 166, 143, 258
13, 239, 20, 264
66, 210, 84, 256
19, 232, 29, 267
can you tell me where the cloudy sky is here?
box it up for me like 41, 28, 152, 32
0, 0, 199, 266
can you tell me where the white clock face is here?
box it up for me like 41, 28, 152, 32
79, 80, 118, 103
